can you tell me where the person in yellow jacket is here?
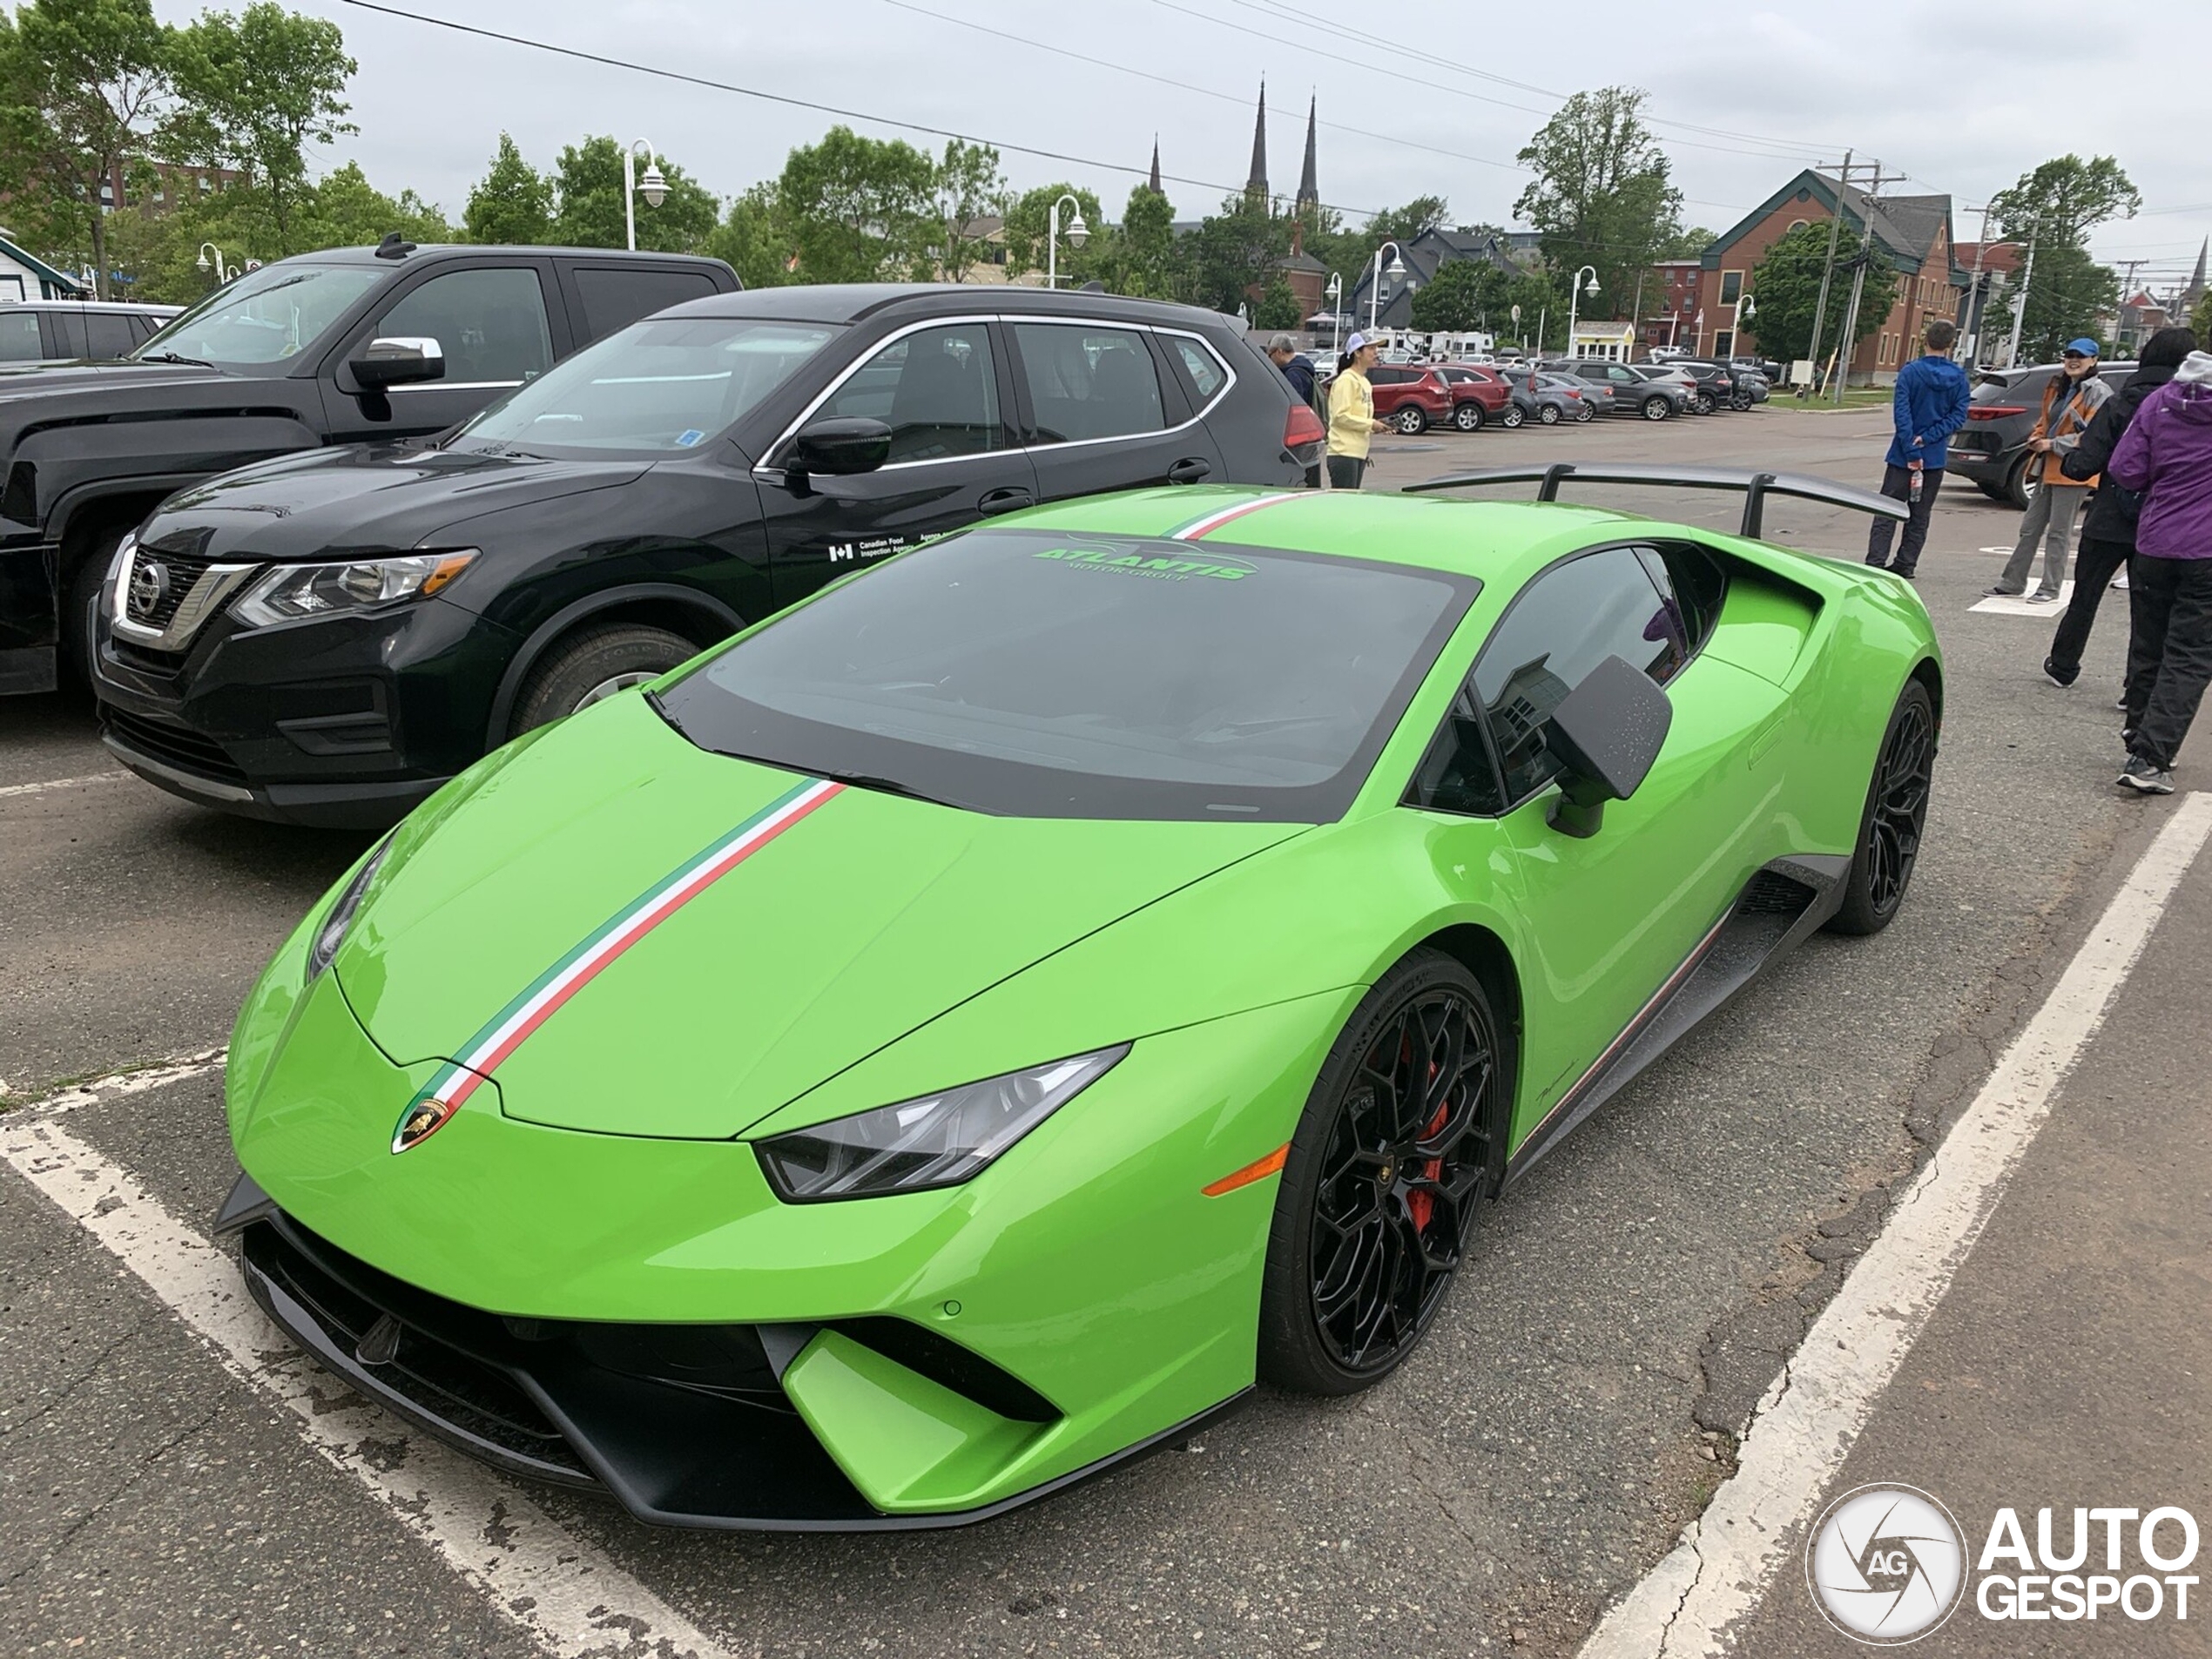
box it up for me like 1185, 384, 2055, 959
1325, 333, 1393, 490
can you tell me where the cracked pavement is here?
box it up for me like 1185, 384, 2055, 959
3, 408, 2200, 1656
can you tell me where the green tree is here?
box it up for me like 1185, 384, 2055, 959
927, 138, 1005, 280
771, 126, 936, 281
1513, 87, 1683, 319
1988, 155, 2140, 252
463, 132, 551, 246
1409, 259, 1492, 332
167, 2, 354, 258
1368, 195, 1448, 248
1100, 182, 1182, 300
1659, 225, 1714, 260
1001, 181, 1105, 285
1184, 193, 1291, 314
1252, 277, 1300, 330
297, 158, 448, 248
550, 135, 719, 253
1748, 221, 1885, 364
705, 182, 793, 288
2193, 288, 2212, 346
2013, 242, 2119, 363
0, 0, 173, 295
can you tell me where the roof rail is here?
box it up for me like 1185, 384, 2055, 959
1403, 462, 1906, 540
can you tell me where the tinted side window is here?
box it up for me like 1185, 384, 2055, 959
85, 314, 138, 359
1014, 323, 1165, 442
573, 266, 718, 342
377, 266, 553, 385
1368, 367, 1406, 386
1169, 335, 1226, 402
1474, 549, 1677, 805
47, 308, 86, 359
819, 323, 1002, 462
0, 313, 42, 361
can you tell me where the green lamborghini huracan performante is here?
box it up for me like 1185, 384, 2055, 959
217, 464, 1938, 1530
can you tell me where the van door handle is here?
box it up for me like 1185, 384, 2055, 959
977, 487, 1034, 516
1166, 457, 1212, 485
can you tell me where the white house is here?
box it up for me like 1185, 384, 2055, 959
1568, 320, 1637, 361
0, 232, 84, 301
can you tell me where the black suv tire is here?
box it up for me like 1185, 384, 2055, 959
514, 624, 698, 733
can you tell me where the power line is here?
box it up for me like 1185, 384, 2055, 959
335, 0, 1389, 219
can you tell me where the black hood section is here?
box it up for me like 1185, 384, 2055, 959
137, 443, 650, 563
0, 359, 235, 401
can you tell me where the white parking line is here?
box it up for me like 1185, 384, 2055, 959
1, 1113, 739, 1659
1581, 791, 2212, 1659
9, 1048, 228, 1113
0, 770, 125, 800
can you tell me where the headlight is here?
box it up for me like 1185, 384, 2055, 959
107, 530, 139, 620
232, 550, 475, 628
756, 1045, 1130, 1201
307, 839, 390, 979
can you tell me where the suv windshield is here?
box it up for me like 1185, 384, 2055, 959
449, 316, 840, 456
655, 527, 1476, 821
132, 263, 384, 368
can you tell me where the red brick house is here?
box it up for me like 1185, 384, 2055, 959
1683, 169, 1966, 382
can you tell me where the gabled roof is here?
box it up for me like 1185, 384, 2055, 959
0, 233, 84, 296
1704, 170, 1961, 285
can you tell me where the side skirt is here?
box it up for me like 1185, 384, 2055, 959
1499, 853, 1851, 1190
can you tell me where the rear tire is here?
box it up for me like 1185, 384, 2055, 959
1538, 402, 1562, 425
1394, 406, 1427, 435
2005, 454, 2039, 511
1258, 950, 1505, 1396
1691, 390, 1716, 415
1500, 404, 1526, 428
1453, 401, 1484, 433
1574, 402, 1595, 423
1975, 481, 2008, 502
512, 623, 698, 735
1642, 395, 1671, 421
1827, 679, 1937, 936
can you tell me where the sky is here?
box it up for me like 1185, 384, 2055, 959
171, 0, 2212, 302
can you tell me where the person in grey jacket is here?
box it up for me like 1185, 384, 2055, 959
1990, 339, 2113, 601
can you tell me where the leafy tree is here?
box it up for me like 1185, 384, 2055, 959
1659, 225, 1714, 260
1001, 181, 1106, 285
927, 138, 1005, 280
1988, 155, 2140, 252
550, 134, 719, 253
1252, 278, 1300, 331
1409, 259, 1489, 332
1749, 221, 1885, 364
1184, 193, 1290, 314
2193, 287, 2212, 347
2012, 241, 2118, 363
463, 132, 551, 246
0, 0, 174, 296
772, 125, 935, 281
1513, 87, 1683, 320
167, 2, 354, 258
1100, 182, 1182, 300
1368, 195, 1448, 248
705, 183, 793, 289
299, 158, 448, 248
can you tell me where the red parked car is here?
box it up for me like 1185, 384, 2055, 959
1433, 364, 1514, 432
1363, 363, 1458, 434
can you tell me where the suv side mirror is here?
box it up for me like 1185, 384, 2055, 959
1544, 654, 1672, 839
352, 336, 445, 388
792, 416, 892, 477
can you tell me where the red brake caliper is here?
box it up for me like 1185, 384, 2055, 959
1407, 1060, 1448, 1234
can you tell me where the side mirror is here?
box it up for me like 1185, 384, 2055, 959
1543, 654, 1672, 839
791, 416, 892, 477
351, 336, 445, 389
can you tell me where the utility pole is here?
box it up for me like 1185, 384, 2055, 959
2114, 259, 2145, 354
1803, 149, 1851, 398
1832, 160, 1908, 406
1959, 202, 1995, 364
2004, 233, 2037, 368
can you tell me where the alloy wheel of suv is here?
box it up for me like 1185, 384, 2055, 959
1642, 395, 1671, 421
1691, 390, 1716, 415
1452, 402, 1484, 432
513, 622, 699, 734
1394, 406, 1427, 435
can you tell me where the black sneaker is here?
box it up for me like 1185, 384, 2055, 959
2043, 658, 2077, 689
2117, 757, 2175, 794
2122, 727, 2138, 750
1986, 584, 2025, 597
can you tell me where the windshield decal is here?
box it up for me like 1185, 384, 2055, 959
389, 776, 842, 1153
1164, 493, 1302, 542
1031, 545, 1257, 582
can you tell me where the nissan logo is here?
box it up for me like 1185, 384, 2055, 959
127, 558, 171, 621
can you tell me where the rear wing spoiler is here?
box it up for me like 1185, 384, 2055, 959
1403, 462, 1907, 540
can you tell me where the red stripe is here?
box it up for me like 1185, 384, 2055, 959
1179, 494, 1294, 539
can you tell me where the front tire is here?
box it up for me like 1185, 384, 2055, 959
1394, 406, 1428, 435
1258, 951, 1505, 1395
1453, 401, 1484, 433
512, 623, 698, 735
1827, 679, 1937, 936
61, 526, 125, 694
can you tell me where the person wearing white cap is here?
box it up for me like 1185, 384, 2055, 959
1325, 333, 1392, 490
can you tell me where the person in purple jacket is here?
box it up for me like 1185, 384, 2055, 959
2107, 348, 2212, 793
1866, 319, 1972, 579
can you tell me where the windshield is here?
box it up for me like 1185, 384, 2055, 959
132, 263, 384, 368
656, 527, 1476, 821
448, 316, 840, 456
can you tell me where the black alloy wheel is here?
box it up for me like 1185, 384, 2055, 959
1730, 392, 1752, 411
1828, 679, 1937, 935
1395, 405, 1428, 435
1692, 390, 1716, 415
1259, 953, 1503, 1394
1500, 403, 1526, 428
1453, 401, 1485, 432
1642, 395, 1672, 421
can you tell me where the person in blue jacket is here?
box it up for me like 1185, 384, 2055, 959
1866, 319, 1973, 578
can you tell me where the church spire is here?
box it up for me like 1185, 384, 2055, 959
1296, 95, 1318, 210
1245, 82, 1268, 201
2187, 235, 2209, 307
1148, 134, 1162, 195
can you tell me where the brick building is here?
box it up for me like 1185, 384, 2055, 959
1685, 169, 1966, 383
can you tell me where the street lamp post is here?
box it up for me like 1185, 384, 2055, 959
622, 138, 666, 253
1324, 273, 1344, 361
1366, 240, 1407, 337
1732, 292, 1756, 360
1563, 265, 1600, 362
194, 242, 233, 283
1046, 193, 1089, 289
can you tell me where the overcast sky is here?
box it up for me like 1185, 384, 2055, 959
176, 0, 2212, 295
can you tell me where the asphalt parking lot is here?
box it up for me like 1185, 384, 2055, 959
4, 402, 2206, 1658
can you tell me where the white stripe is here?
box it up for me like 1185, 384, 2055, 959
0, 771, 125, 800
1169, 493, 1301, 540
1580, 791, 2212, 1659
0, 1115, 737, 1659
456, 779, 836, 1075
11, 1049, 227, 1115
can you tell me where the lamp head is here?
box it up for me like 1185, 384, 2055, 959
195, 251, 211, 271
639, 164, 667, 208
1584, 274, 1601, 297
1385, 252, 1406, 279
1067, 210, 1089, 249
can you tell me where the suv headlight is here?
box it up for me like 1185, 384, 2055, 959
307, 839, 390, 979
756, 1046, 1130, 1201
232, 550, 475, 628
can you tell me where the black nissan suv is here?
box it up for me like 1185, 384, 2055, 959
0, 239, 738, 696
92, 283, 1319, 826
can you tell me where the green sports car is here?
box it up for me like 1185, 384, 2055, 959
216, 467, 1938, 1530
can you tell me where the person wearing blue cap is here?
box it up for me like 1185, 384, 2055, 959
1990, 338, 2112, 601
